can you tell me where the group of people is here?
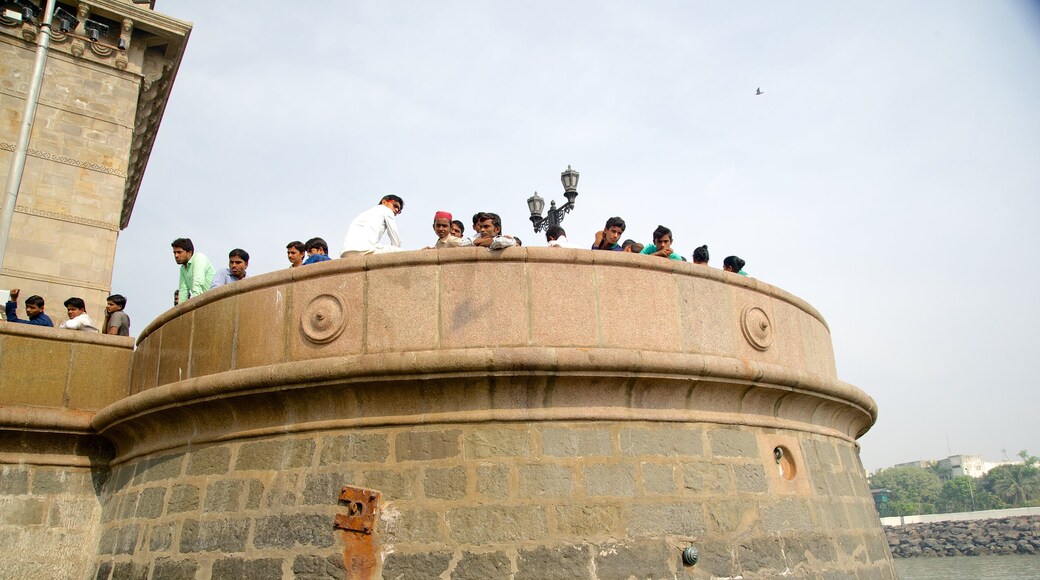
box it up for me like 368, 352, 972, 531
3, 289, 131, 335
170, 194, 749, 310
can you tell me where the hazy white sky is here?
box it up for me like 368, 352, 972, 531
111, 1, 1040, 471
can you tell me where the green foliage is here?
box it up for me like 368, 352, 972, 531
937, 476, 1005, 513
869, 467, 943, 516
983, 463, 1040, 506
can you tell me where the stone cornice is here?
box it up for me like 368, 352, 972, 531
1, 267, 111, 291
14, 204, 120, 232
0, 142, 128, 179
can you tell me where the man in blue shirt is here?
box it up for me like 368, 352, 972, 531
4, 289, 54, 326
303, 237, 332, 264
211, 248, 250, 289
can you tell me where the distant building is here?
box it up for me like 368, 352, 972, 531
889, 455, 1023, 478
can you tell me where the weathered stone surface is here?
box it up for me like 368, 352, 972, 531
628, 502, 706, 537
381, 551, 453, 580
151, 558, 198, 580
516, 545, 591, 579
292, 554, 348, 579
737, 536, 786, 574
541, 427, 612, 457
519, 464, 573, 498
761, 498, 813, 532
246, 479, 264, 510
149, 522, 175, 552
707, 499, 757, 533
253, 514, 333, 549
179, 518, 249, 553
264, 473, 299, 508
475, 464, 510, 499
31, 468, 92, 494
423, 466, 467, 500
641, 462, 677, 495
110, 561, 148, 580
708, 428, 759, 458
0, 466, 30, 494
784, 533, 839, 567
135, 487, 166, 518
302, 472, 347, 505
465, 429, 531, 459
166, 485, 199, 514
734, 462, 768, 493
396, 430, 461, 461
118, 491, 140, 520
211, 557, 283, 579
583, 464, 637, 497
362, 469, 416, 501
446, 505, 548, 543
453, 551, 512, 580
383, 509, 440, 543
0, 498, 45, 525
320, 432, 390, 464
136, 454, 184, 483
185, 446, 231, 476
682, 462, 730, 494
204, 480, 244, 512
620, 426, 703, 457
594, 540, 674, 580
235, 439, 315, 471
554, 505, 621, 537
115, 524, 141, 555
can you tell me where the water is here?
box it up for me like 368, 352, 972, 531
894, 554, 1040, 579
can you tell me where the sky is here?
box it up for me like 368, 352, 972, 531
109, 1, 1040, 472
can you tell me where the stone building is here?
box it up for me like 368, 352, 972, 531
0, 0, 190, 319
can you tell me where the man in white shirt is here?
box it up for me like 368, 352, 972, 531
59, 297, 99, 332
545, 225, 578, 248
340, 195, 406, 257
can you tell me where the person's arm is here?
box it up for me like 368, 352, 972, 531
5, 300, 20, 322
472, 236, 493, 247
385, 215, 402, 248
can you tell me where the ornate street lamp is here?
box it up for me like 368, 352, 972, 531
527, 165, 580, 233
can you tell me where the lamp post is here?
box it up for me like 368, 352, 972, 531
527, 165, 579, 233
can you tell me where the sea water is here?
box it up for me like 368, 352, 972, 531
893, 554, 1040, 579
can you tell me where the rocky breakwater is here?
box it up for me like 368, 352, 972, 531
885, 516, 1040, 557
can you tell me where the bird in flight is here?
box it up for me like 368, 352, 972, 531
755, 87, 764, 95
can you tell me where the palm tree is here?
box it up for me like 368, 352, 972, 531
989, 465, 1040, 506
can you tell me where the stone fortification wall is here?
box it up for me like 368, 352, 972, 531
885, 516, 1040, 558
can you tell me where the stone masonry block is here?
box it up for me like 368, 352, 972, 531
98, 527, 118, 555
476, 464, 510, 499
151, 558, 198, 580
641, 463, 677, 495
395, 430, 461, 461
423, 466, 466, 500
95, 561, 113, 580
302, 472, 347, 505
382, 551, 453, 580
446, 505, 548, 543
264, 473, 300, 508
383, 509, 440, 544
465, 428, 531, 459
235, 439, 315, 471
118, 491, 140, 520
453, 551, 512, 580
246, 480, 264, 510
707, 499, 757, 533
48, 498, 98, 527
185, 446, 231, 476
111, 562, 149, 580
135, 487, 166, 519
362, 469, 416, 501
734, 463, 768, 493
137, 454, 184, 484
166, 485, 199, 514
783, 533, 838, 569
253, 514, 334, 549
516, 545, 591, 580
825, 471, 854, 498
738, 536, 786, 575
682, 462, 731, 494
708, 428, 759, 458
761, 498, 813, 532
554, 505, 622, 537
115, 524, 141, 555
149, 522, 175, 552
627, 502, 706, 537
541, 427, 612, 457
0, 466, 30, 494
518, 464, 573, 498
620, 426, 703, 457
31, 468, 92, 494
211, 558, 283, 580
593, 540, 674, 580
0, 497, 45, 525
292, 554, 349, 580
179, 518, 249, 553
204, 480, 244, 512
584, 464, 637, 497
320, 432, 390, 465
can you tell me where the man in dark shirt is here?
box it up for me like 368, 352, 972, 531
4, 289, 54, 326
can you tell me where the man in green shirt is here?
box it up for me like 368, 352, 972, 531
172, 238, 216, 302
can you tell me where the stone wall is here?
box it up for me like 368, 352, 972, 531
885, 516, 1040, 558
93, 422, 894, 579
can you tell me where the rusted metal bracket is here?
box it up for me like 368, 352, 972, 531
334, 486, 380, 534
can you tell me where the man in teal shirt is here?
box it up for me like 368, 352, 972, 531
639, 225, 683, 260
172, 238, 216, 301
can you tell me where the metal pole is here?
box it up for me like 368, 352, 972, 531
0, 0, 57, 275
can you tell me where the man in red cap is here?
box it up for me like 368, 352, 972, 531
429, 210, 469, 248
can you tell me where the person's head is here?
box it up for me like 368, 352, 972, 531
472, 212, 486, 233
513, 237, 522, 247
171, 238, 194, 265
476, 212, 502, 238
106, 294, 126, 313
433, 211, 453, 240
621, 239, 637, 252
305, 237, 328, 256
450, 220, 465, 238
545, 224, 566, 242
228, 248, 249, 279
380, 194, 404, 215
603, 217, 626, 246
286, 241, 305, 267
652, 225, 673, 252
63, 297, 85, 319
692, 245, 709, 265
25, 295, 45, 317
723, 255, 746, 273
